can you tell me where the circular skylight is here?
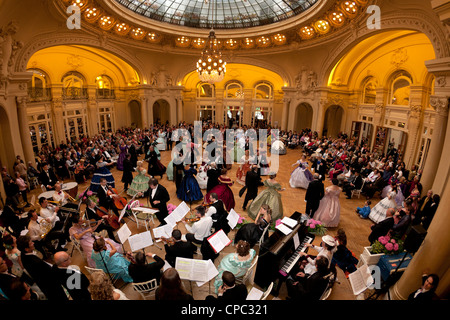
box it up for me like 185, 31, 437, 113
115, 0, 319, 29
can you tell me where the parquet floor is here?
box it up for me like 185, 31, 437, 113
29, 145, 380, 300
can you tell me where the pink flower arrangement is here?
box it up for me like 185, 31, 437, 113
371, 235, 403, 255
307, 218, 327, 235
167, 203, 177, 214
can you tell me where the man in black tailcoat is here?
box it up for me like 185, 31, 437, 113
305, 173, 325, 218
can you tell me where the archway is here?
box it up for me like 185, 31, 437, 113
0, 105, 15, 175
128, 100, 142, 128
153, 99, 171, 125
323, 105, 344, 138
294, 103, 313, 132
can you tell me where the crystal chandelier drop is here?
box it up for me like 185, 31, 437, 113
197, 0, 226, 84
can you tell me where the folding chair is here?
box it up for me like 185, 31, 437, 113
236, 255, 259, 288
70, 235, 86, 262
261, 282, 274, 300
257, 224, 270, 247
351, 180, 365, 199
84, 266, 119, 287
132, 278, 158, 300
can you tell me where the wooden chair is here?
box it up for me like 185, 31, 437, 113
261, 281, 274, 300
351, 180, 365, 199
132, 278, 158, 300
236, 255, 259, 288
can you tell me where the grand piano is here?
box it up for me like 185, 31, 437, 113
254, 211, 315, 294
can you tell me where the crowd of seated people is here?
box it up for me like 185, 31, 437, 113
0, 122, 443, 301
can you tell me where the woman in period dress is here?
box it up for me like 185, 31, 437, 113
127, 161, 151, 197
205, 168, 235, 211
314, 178, 342, 228
213, 240, 256, 294
155, 130, 167, 151
369, 184, 398, 223
236, 150, 253, 185
146, 145, 166, 178
116, 139, 127, 171
69, 214, 122, 268
381, 181, 405, 207
196, 162, 208, 189
177, 165, 203, 202
289, 154, 313, 189
89, 156, 115, 192
271, 138, 287, 155
2, 233, 25, 277
258, 149, 271, 176
247, 173, 285, 221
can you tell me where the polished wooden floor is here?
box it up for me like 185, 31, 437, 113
29, 145, 379, 300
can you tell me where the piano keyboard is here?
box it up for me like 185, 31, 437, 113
279, 235, 314, 276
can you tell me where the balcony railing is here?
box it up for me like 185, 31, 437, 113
96, 88, 116, 99
62, 87, 88, 100
28, 87, 52, 102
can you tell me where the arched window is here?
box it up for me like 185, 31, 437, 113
389, 71, 412, 106
27, 69, 51, 102
254, 82, 273, 99
62, 71, 88, 99
96, 75, 115, 99
225, 81, 244, 99
197, 82, 215, 98
362, 77, 377, 104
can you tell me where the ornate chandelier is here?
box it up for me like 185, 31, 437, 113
197, 0, 226, 84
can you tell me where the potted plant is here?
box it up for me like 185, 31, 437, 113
363, 235, 404, 265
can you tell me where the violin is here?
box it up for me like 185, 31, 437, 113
95, 205, 120, 230
160, 236, 176, 246
107, 186, 128, 210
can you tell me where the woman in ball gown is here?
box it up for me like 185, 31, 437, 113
89, 156, 115, 192
381, 181, 405, 207
177, 165, 204, 202
196, 162, 208, 189
289, 154, 313, 189
258, 149, 271, 176
234, 204, 272, 248
147, 145, 166, 178
247, 173, 285, 221
234, 134, 246, 165
314, 178, 342, 228
205, 168, 235, 211
116, 139, 127, 171
271, 138, 287, 155
155, 129, 167, 151
127, 161, 151, 197
369, 183, 398, 223
236, 149, 253, 185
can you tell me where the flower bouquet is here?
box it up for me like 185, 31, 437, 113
77, 190, 99, 205
371, 235, 404, 255
306, 219, 327, 236
235, 214, 251, 229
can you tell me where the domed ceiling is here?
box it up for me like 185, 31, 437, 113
115, 0, 318, 29
60, 0, 370, 51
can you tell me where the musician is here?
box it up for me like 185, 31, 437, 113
38, 163, 58, 190
53, 182, 79, 213
38, 197, 61, 229
205, 271, 248, 301
143, 177, 170, 226
84, 199, 120, 242
163, 229, 197, 267
299, 235, 336, 275
206, 193, 230, 235
27, 210, 67, 258
97, 178, 120, 217
182, 205, 213, 245
234, 204, 272, 248
286, 255, 330, 301
128, 251, 165, 284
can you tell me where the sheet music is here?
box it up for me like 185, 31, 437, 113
164, 201, 190, 225
118, 205, 128, 222
195, 259, 219, 287
153, 224, 173, 239
134, 207, 159, 214
276, 223, 292, 235
227, 209, 240, 229
281, 217, 298, 228
117, 223, 132, 244
349, 264, 373, 296
128, 231, 154, 252
175, 257, 209, 282
246, 287, 263, 300
207, 229, 232, 253
293, 232, 300, 250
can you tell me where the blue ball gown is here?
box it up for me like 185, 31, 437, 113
177, 167, 203, 202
